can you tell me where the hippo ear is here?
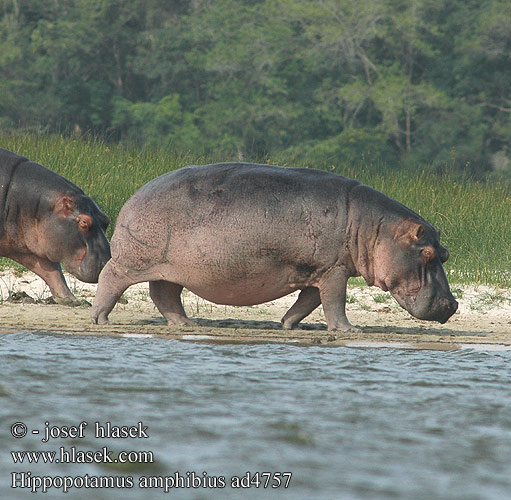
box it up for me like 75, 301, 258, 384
54, 195, 75, 215
396, 220, 424, 242
76, 214, 93, 234
413, 224, 424, 240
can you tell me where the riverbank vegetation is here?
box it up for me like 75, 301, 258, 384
2, 133, 509, 286
1, 1, 510, 285
1, 0, 510, 179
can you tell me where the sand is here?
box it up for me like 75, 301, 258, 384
0, 269, 510, 350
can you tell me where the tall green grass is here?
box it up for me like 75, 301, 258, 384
1, 133, 224, 230
1, 132, 510, 286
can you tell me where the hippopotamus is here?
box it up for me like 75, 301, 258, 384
0, 148, 111, 305
92, 163, 458, 330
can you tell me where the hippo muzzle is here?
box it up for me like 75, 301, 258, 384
392, 287, 458, 324
74, 256, 110, 283
62, 233, 111, 283
390, 261, 459, 324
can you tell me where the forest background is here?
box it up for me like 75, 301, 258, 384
1, 0, 511, 177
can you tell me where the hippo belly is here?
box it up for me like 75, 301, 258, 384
177, 258, 306, 306
148, 227, 325, 306
187, 278, 295, 306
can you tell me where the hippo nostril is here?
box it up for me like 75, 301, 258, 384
443, 298, 458, 311
437, 298, 458, 324
444, 298, 458, 318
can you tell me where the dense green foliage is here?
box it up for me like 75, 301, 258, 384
1, 0, 511, 175
2, 133, 510, 286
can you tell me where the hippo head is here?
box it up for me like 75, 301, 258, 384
372, 219, 458, 323
40, 194, 111, 283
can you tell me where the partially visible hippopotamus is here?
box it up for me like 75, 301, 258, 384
0, 148, 111, 305
92, 163, 458, 330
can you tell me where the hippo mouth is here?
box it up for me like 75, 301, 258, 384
389, 287, 458, 324
63, 245, 110, 284
74, 266, 102, 283
62, 261, 101, 283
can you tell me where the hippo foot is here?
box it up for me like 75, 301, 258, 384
91, 313, 109, 325
329, 324, 361, 333
165, 315, 197, 327
281, 320, 299, 330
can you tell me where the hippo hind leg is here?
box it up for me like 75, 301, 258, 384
91, 260, 133, 325
281, 287, 321, 330
149, 280, 196, 326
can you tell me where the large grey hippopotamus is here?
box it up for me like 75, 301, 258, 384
92, 163, 458, 330
0, 148, 111, 305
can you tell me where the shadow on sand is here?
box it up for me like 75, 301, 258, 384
133, 316, 488, 338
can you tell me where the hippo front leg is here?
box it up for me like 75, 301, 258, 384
9, 253, 83, 305
281, 287, 321, 329
91, 260, 132, 324
318, 267, 359, 332
149, 281, 196, 326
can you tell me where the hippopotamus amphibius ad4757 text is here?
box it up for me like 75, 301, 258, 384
92, 163, 458, 330
0, 148, 111, 305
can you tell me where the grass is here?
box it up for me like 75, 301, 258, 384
1, 132, 510, 287
0, 132, 222, 235
479, 291, 509, 305
373, 293, 391, 304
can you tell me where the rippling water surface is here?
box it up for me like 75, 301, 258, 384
1, 332, 511, 499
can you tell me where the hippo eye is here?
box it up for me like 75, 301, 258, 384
420, 246, 435, 264
77, 214, 93, 234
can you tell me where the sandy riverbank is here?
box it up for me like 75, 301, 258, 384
0, 270, 510, 349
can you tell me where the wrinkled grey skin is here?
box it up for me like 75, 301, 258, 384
92, 163, 457, 330
0, 148, 111, 305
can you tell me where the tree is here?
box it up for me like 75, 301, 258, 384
112, 94, 200, 149
0, 0, 509, 173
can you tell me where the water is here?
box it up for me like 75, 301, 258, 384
1, 332, 511, 500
